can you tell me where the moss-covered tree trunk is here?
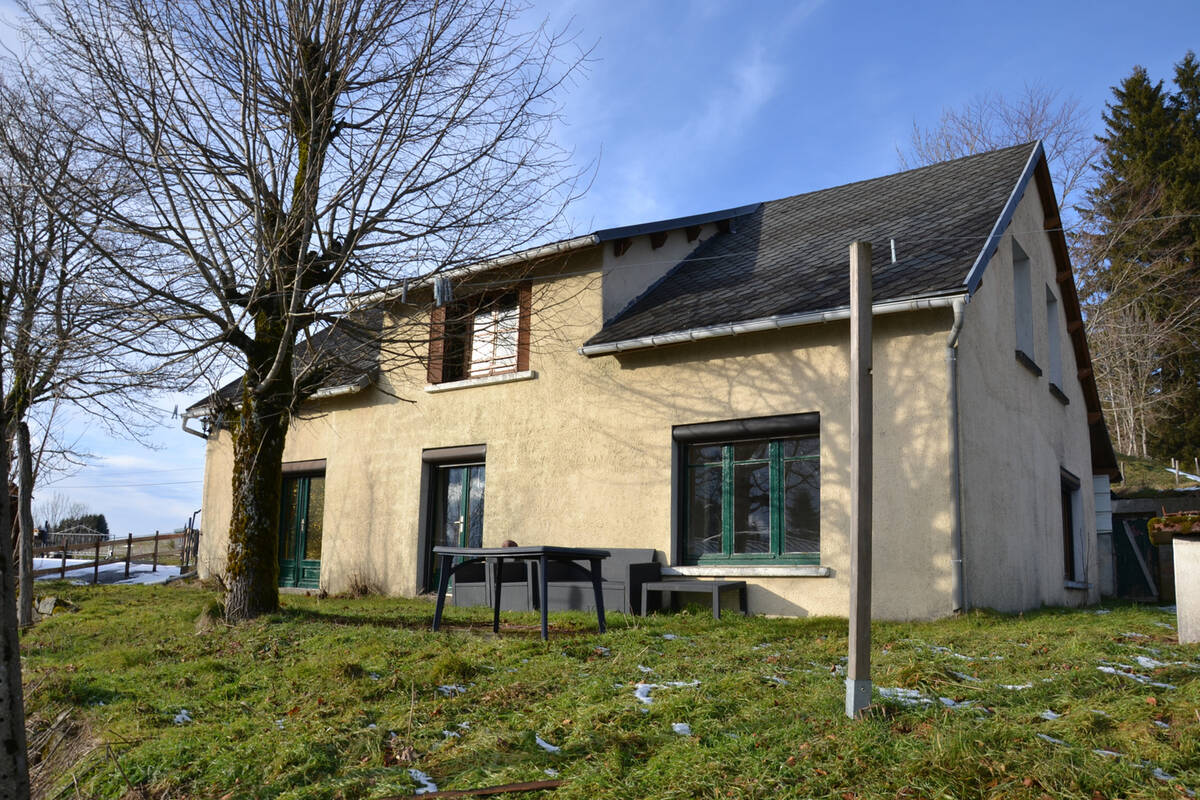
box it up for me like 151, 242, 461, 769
224, 386, 289, 621
223, 326, 294, 623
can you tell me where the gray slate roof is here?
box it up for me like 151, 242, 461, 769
188, 308, 382, 411
586, 142, 1037, 346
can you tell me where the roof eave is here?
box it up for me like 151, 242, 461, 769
579, 290, 967, 357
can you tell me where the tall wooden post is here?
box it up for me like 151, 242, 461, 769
124, 533, 132, 579
152, 530, 160, 573
846, 241, 873, 718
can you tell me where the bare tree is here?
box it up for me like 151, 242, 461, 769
22, 0, 583, 621
32, 491, 88, 533
0, 74, 168, 632
899, 84, 1100, 218
1074, 187, 1200, 457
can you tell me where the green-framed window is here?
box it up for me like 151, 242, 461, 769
683, 434, 819, 565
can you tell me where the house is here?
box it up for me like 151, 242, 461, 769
186, 141, 1119, 620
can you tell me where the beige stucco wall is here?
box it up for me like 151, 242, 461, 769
957, 185, 1100, 611
198, 244, 961, 619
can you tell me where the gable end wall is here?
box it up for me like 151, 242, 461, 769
957, 185, 1099, 611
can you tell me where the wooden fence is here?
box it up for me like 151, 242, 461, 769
31, 527, 201, 583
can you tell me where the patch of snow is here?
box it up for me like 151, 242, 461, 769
544, 768, 559, 778
661, 634, 679, 640
1091, 609, 1112, 615
672, 722, 692, 736
1096, 666, 1176, 690
1158, 605, 1177, 614
1090, 710, 1110, 718
877, 687, 932, 707
408, 768, 438, 795
436, 684, 467, 696
1000, 684, 1033, 690
763, 675, 788, 686
1136, 655, 1167, 669
637, 665, 654, 673
1039, 710, 1062, 720
442, 730, 458, 738
32, 558, 181, 586
1154, 720, 1170, 729
939, 697, 974, 708
1166, 466, 1200, 481
1120, 632, 1149, 639
594, 646, 610, 656
1036, 733, 1069, 746
367, 723, 377, 729
173, 709, 192, 724
1147, 765, 1193, 796
633, 680, 699, 705
535, 735, 560, 753
369, 672, 380, 680
458, 722, 470, 730
1152, 622, 1175, 630
1093, 749, 1122, 758
949, 670, 981, 683
274, 719, 285, 730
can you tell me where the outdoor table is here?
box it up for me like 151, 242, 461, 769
431, 545, 611, 640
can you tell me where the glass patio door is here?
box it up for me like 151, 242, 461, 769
279, 474, 324, 589
428, 464, 485, 590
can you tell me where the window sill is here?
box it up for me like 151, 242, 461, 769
1015, 349, 1042, 377
664, 565, 832, 578
425, 370, 537, 393
1064, 580, 1091, 591
1049, 383, 1070, 405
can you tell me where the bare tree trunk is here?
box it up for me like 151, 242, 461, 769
15, 424, 32, 629
224, 386, 288, 622
0, 407, 31, 800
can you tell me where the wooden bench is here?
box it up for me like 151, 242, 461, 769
640, 579, 748, 619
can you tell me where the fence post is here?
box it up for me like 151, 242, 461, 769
125, 533, 132, 579
152, 530, 160, 573
93, 539, 100, 584
61, 542, 67, 579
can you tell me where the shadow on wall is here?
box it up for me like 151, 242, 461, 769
563, 301, 955, 618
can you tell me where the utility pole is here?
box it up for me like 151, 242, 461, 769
846, 241, 873, 719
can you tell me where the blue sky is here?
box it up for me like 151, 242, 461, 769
4, 0, 1199, 537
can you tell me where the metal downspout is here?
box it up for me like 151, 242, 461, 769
947, 297, 967, 613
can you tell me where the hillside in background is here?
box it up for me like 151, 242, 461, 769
1113, 453, 1200, 497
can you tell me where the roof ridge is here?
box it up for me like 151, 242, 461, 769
750, 141, 1040, 212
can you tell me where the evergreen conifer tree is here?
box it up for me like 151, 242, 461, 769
1086, 53, 1200, 457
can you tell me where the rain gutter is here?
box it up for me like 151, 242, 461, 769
578, 292, 967, 357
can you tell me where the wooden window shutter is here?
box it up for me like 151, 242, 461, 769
516, 283, 532, 372
427, 305, 446, 384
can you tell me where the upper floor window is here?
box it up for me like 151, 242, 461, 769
1045, 286, 1064, 390
428, 286, 531, 384
1013, 241, 1040, 376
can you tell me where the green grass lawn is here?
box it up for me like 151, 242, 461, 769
20, 583, 1199, 799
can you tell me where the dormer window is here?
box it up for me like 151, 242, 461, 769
428, 286, 531, 385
